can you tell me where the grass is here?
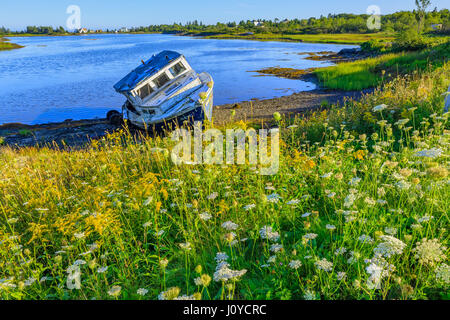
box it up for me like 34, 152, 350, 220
314, 41, 450, 91
0, 59, 449, 300
0, 37, 23, 51
199, 32, 395, 45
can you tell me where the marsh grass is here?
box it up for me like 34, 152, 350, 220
0, 62, 449, 300
315, 42, 450, 91
0, 37, 23, 51
203, 32, 396, 45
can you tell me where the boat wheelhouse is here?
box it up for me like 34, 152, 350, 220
113, 50, 214, 129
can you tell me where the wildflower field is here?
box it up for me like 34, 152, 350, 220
0, 60, 449, 300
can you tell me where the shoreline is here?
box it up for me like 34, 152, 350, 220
0, 87, 373, 148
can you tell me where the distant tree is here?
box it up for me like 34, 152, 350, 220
415, 0, 432, 33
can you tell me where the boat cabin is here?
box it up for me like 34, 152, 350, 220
114, 51, 194, 106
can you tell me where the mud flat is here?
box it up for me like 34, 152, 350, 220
0, 119, 117, 149
213, 88, 373, 125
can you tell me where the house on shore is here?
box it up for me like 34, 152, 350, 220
78, 28, 88, 34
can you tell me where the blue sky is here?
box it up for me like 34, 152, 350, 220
1, 0, 448, 30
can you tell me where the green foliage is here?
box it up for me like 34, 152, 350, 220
18, 129, 32, 137
392, 29, 433, 51
361, 39, 390, 53
315, 41, 450, 91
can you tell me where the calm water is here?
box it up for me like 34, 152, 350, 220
0, 34, 357, 124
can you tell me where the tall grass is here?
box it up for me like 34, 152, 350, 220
204, 33, 395, 45
314, 42, 450, 91
0, 63, 448, 300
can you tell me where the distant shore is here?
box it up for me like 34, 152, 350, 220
2, 31, 393, 45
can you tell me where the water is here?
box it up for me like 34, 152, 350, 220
0, 34, 357, 125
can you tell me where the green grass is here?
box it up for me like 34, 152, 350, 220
0, 37, 23, 51
0, 60, 448, 300
200, 32, 395, 45
315, 41, 450, 91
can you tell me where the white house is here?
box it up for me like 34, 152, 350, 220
253, 21, 263, 27
78, 28, 88, 34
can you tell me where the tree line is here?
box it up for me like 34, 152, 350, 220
129, 9, 449, 35
1, 7, 448, 36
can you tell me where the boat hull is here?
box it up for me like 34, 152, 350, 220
127, 103, 206, 131
124, 72, 214, 130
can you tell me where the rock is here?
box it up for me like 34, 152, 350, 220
232, 103, 242, 109
338, 48, 361, 55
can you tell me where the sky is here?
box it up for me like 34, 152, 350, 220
1, 0, 448, 30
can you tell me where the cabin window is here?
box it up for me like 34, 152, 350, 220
169, 62, 187, 77
137, 84, 153, 100
153, 73, 171, 88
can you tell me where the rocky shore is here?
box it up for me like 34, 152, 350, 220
253, 48, 370, 80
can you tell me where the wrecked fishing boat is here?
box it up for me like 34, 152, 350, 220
111, 50, 214, 129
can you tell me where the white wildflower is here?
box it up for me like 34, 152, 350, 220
137, 288, 148, 296
221, 221, 239, 231
303, 289, 319, 300
373, 235, 406, 258
414, 148, 443, 159
303, 233, 318, 241
108, 285, 122, 297
413, 238, 446, 266
179, 242, 192, 251
335, 247, 347, 256
266, 193, 281, 203
259, 226, 280, 242
435, 264, 450, 285
315, 258, 333, 272
97, 266, 108, 273
337, 272, 347, 281
372, 104, 387, 112
244, 204, 256, 210
199, 212, 212, 221
288, 260, 302, 270
270, 244, 283, 253
207, 192, 218, 200
215, 252, 229, 263
358, 234, 374, 244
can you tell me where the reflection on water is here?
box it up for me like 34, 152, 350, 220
0, 34, 357, 124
